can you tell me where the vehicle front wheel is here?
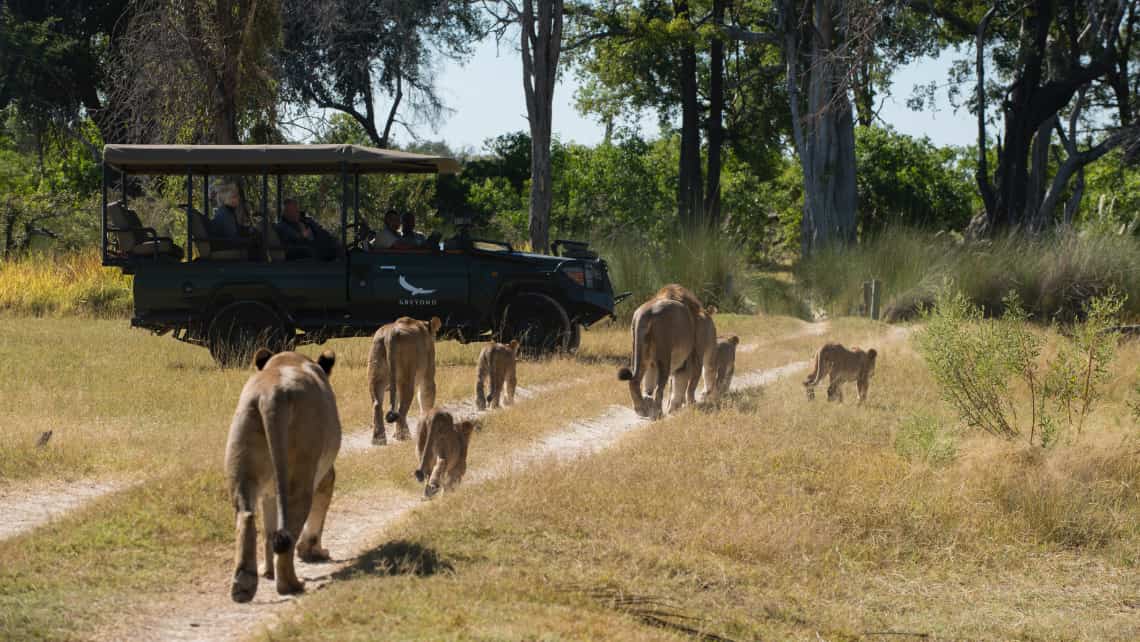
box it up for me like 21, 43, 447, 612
500, 292, 574, 359
207, 301, 292, 368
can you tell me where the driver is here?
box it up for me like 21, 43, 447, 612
395, 211, 427, 248
374, 209, 401, 249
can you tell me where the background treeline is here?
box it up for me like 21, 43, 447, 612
4, 1, 1140, 321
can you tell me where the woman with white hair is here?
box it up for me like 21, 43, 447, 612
211, 182, 243, 239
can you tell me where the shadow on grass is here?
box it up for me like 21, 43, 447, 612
573, 353, 630, 368
331, 540, 454, 581
556, 583, 739, 642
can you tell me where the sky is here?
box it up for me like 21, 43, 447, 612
428, 39, 979, 153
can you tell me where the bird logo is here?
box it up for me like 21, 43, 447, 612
399, 275, 437, 297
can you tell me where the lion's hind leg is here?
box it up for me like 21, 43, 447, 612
260, 494, 276, 579
274, 483, 312, 596
230, 482, 260, 603
297, 466, 335, 563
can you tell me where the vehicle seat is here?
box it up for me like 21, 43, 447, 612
188, 207, 246, 261
107, 201, 183, 260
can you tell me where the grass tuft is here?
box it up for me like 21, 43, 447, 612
0, 251, 131, 317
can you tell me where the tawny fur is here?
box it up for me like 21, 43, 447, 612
414, 409, 479, 498
476, 340, 519, 410
224, 349, 341, 603
637, 284, 719, 409
713, 335, 739, 396
618, 293, 697, 419
367, 316, 442, 445
802, 343, 878, 404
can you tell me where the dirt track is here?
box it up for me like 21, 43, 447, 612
96, 323, 830, 642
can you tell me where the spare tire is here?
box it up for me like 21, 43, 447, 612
207, 300, 292, 368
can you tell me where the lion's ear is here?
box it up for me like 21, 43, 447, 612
729, 335, 740, 345
317, 350, 336, 375
429, 316, 442, 336
706, 304, 719, 315
253, 348, 273, 371
509, 339, 520, 353
867, 348, 878, 361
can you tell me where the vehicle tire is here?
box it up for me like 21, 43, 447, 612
207, 300, 292, 368
500, 292, 573, 359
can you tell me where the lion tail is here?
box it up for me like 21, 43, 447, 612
258, 391, 294, 555
618, 313, 653, 412
385, 332, 400, 424
803, 347, 826, 387
414, 413, 439, 483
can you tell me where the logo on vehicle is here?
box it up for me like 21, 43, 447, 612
399, 275, 437, 296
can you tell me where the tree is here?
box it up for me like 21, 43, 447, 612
775, 0, 858, 255
918, 0, 1137, 233
0, 1, 132, 144
489, 0, 565, 253
111, 0, 281, 144
572, 1, 784, 230
279, 0, 483, 148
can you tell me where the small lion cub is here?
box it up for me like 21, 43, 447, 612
713, 335, 739, 396
803, 343, 877, 403
475, 340, 519, 410
415, 409, 480, 498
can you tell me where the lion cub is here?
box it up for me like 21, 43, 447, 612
802, 343, 877, 403
414, 409, 479, 498
367, 316, 441, 445
713, 335, 739, 396
476, 340, 519, 410
225, 349, 341, 603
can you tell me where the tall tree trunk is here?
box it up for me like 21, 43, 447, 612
1024, 115, 1055, 232
704, 0, 726, 227
781, 0, 857, 256
520, 0, 563, 254
675, 0, 703, 229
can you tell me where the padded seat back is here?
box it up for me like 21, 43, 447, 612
107, 201, 138, 252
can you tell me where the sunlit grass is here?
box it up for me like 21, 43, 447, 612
0, 251, 132, 317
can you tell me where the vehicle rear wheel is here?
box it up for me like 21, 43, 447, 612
207, 301, 292, 368
500, 292, 574, 359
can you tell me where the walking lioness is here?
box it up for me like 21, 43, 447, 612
802, 343, 877, 403
475, 340, 519, 410
414, 409, 479, 497
225, 349, 341, 603
368, 316, 442, 445
618, 295, 696, 419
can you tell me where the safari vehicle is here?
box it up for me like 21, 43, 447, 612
100, 144, 626, 366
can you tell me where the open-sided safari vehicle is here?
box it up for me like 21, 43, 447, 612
100, 144, 625, 366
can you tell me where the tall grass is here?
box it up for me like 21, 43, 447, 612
598, 229, 750, 320
798, 228, 1140, 322
0, 251, 132, 317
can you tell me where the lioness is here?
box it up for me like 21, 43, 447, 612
618, 295, 696, 419
367, 316, 442, 445
225, 348, 341, 603
475, 340, 519, 410
713, 335, 739, 396
655, 284, 719, 404
803, 343, 877, 403
414, 408, 479, 497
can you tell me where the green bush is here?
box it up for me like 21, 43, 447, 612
915, 287, 1123, 447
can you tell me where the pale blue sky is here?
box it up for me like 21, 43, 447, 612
428, 39, 978, 152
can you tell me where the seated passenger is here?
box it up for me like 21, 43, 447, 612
373, 209, 402, 249
275, 198, 337, 260
210, 184, 245, 239
395, 211, 428, 249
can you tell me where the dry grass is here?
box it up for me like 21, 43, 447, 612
3, 314, 1140, 641
266, 322, 1140, 641
0, 251, 132, 317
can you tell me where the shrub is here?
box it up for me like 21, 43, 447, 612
915, 286, 1123, 447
